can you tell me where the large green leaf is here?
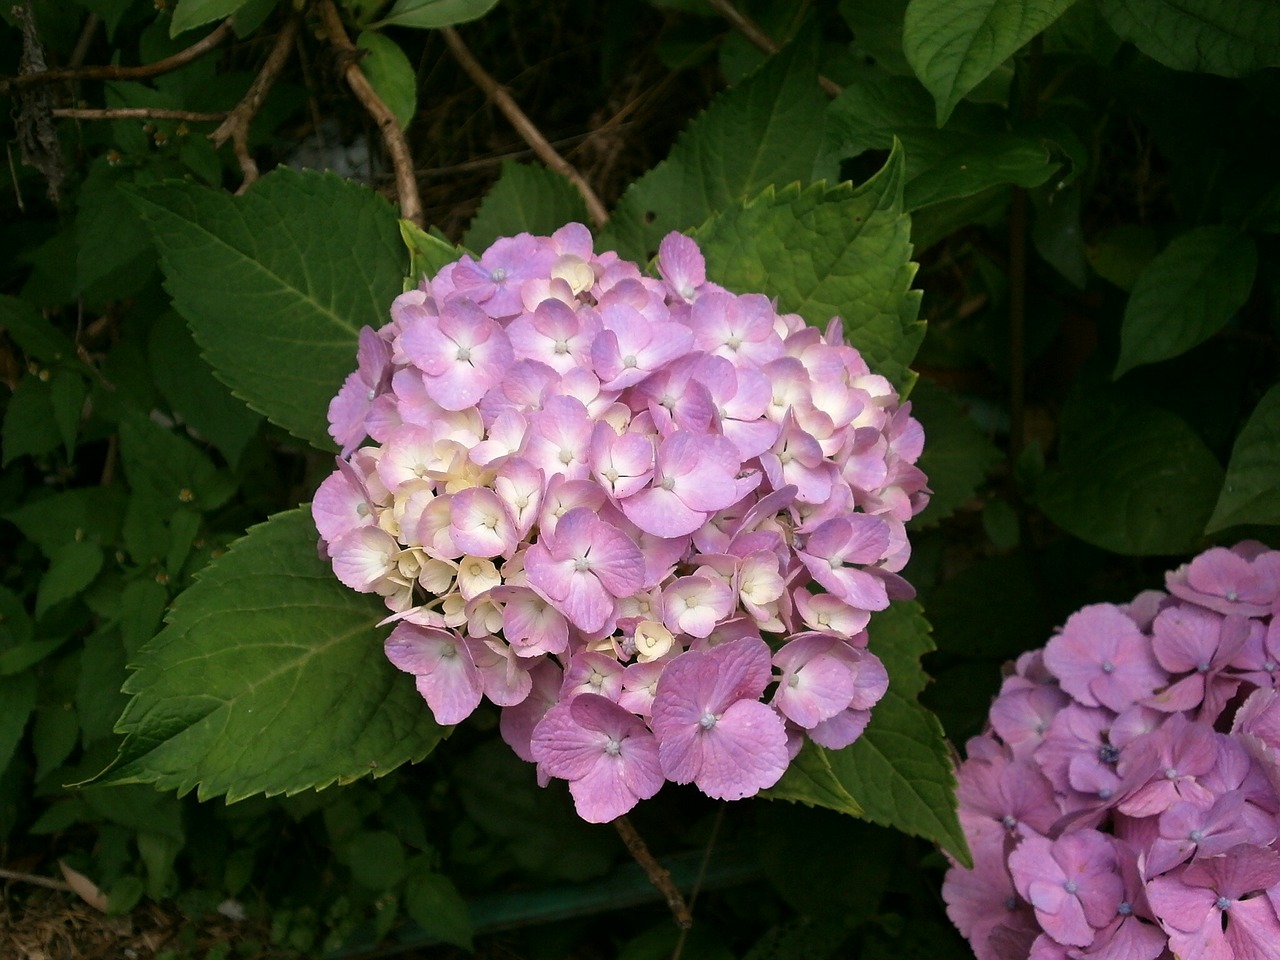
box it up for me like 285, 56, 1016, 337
463, 161, 591, 253
765, 602, 970, 864
169, 0, 250, 37
101, 509, 445, 801
696, 148, 924, 388
1095, 0, 1280, 76
1036, 394, 1224, 555
1207, 385, 1280, 532
1114, 226, 1257, 378
602, 32, 828, 262
904, 0, 1078, 124
357, 31, 418, 132
372, 0, 499, 29
129, 168, 406, 451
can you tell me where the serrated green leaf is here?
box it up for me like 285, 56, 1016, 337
404, 870, 474, 950
78, 627, 129, 743
765, 602, 969, 862
696, 149, 924, 387
170, 0, 249, 37
1207, 385, 1280, 532
1095, 0, 1280, 76
129, 168, 406, 450
603, 34, 828, 262
463, 161, 591, 253
904, 0, 1078, 125
373, 0, 498, 29
357, 32, 417, 131
822, 74, 1064, 210
1037, 394, 1224, 555
1114, 227, 1257, 378
0, 673, 37, 775
101, 509, 445, 801
840, 0, 915, 76
36, 540, 104, 619
908, 378, 1001, 528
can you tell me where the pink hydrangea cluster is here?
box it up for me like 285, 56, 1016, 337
312, 224, 928, 822
944, 542, 1280, 960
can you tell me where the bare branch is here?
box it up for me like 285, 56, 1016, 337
613, 815, 692, 930
210, 15, 300, 190
53, 107, 226, 121
0, 868, 73, 893
704, 0, 843, 97
0, 18, 236, 97
316, 0, 423, 227
441, 25, 609, 229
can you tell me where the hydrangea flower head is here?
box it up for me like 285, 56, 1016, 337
315, 227, 930, 822
945, 542, 1280, 959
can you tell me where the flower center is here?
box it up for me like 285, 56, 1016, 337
1063, 880, 1078, 894
456, 346, 472, 362
1217, 896, 1232, 911
699, 711, 717, 730
604, 738, 622, 757
1100, 660, 1115, 674
490, 267, 507, 282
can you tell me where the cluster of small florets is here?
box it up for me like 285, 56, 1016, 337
313, 224, 928, 822
944, 542, 1280, 960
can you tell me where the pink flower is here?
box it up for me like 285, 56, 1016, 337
531, 693, 663, 822
650, 636, 789, 800
1043, 605, 1168, 712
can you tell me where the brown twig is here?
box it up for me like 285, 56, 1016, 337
0, 868, 74, 893
704, 0, 843, 98
441, 25, 609, 229
316, 0, 423, 226
210, 15, 300, 190
53, 107, 226, 122
0, 18, 236, 96
613, 815, 692, 930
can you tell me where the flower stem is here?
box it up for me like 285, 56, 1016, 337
612, 815, 692, 930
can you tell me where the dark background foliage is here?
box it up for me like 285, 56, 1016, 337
2, 0, 1278, 956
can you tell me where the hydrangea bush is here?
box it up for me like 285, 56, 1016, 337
312, 224, 929, 821
944, 542, 1280, 960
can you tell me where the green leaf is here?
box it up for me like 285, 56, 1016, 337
904, 0, 1078, 124
1114, 226, 1257, 378
1207, 385, 1280, 531
463, 161, 591, 253
0, 295, 77, 364
404, 869, 474, 950
36, 539, 104, 619
822, 74, 1065, 210
0, 673, 37, 775
340, 830, 407, 889
170, 0, 250, 37
1095, 0, 1280, 76
907, 378, 1001, 528
129, 168, 406, 450
603, 33, 828, 262
400, 221, 466, 289
357, 32, 417, 131
49, 371, 86, 459
2, 375, 61, 465
1036, 394, 1224, 555
76, 164, 154, 297
840, 0, 916, 76
118, 411, 235, 512
148, 312, 262, 469
33, 703, 80, 782
4, 488, 127, 557
765, 603, 969, 863
696, 148, 925, 387
373, 0, 498, 29
102, 509, 445, 801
